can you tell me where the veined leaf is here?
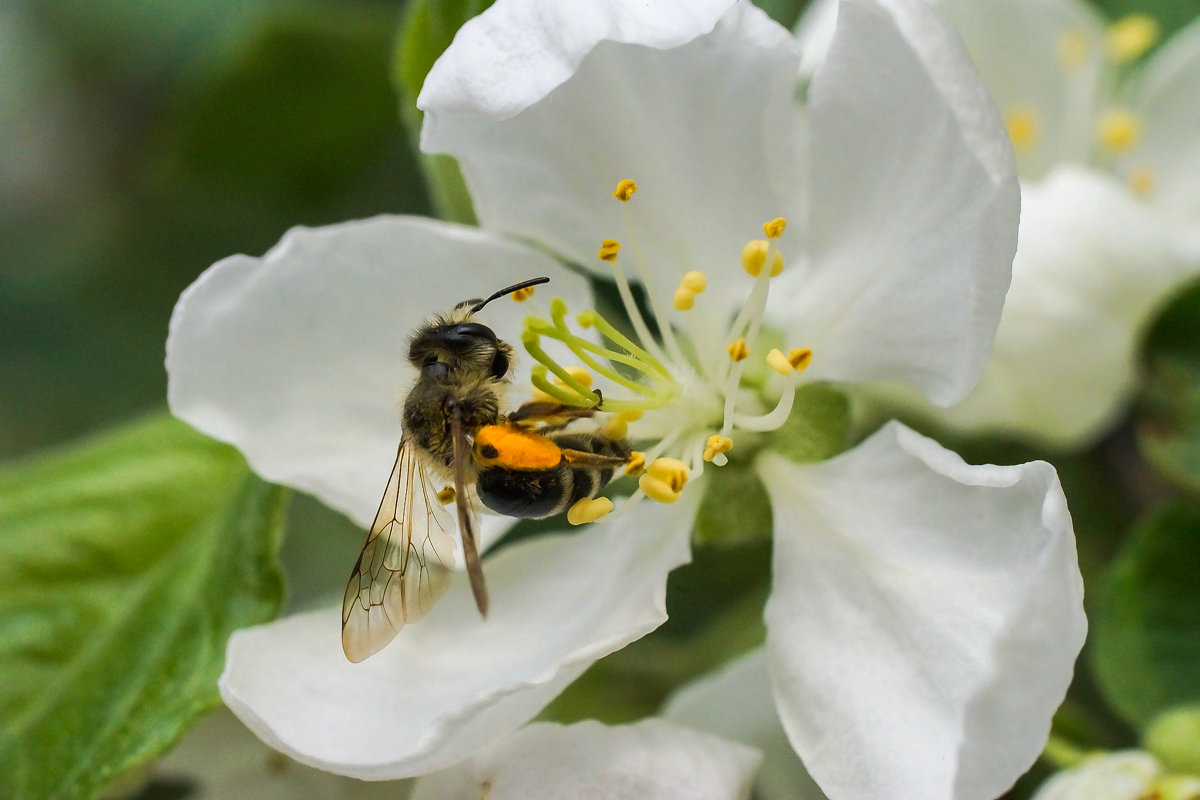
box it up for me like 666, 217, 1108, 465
1091, 501, 1200, 729
0, 415, 287, 800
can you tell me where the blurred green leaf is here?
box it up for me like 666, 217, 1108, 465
393, 0, 495, 223
1091, 501, 1200, 730
1137, 276, 1200, 495
153, 4, 402, 205
758, 0, 810, 28
0, 415, 287, 800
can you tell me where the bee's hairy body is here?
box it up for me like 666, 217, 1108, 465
342, 277, 631, 662
402, 293, 628, 518
402, 374, 503, 475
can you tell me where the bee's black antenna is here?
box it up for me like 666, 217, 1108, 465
469, 277, 550, 314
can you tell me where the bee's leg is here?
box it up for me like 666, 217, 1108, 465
559, 449, 631, 469
507, 401, 597, 428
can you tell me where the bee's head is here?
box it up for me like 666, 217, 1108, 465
408, 316, 514, 381
407, 277, 548, 382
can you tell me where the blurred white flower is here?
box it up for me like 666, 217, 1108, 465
800, 0, 1200, 446
929, 0, 1200, 446
1031, 750, 1200, 800
800, 0, 1200, 447
167, 0, 1086, 797
410, 718, 761, 800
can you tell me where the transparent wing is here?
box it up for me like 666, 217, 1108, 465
341, 438, 455, 662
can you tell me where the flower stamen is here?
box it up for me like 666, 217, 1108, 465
1106, 14, 1159, 64
567, 496, 614, 525
702, 434, 733, 465
638, 457, 690, 503
1004, 107, 1041, 151
1097, 109, 1142, 153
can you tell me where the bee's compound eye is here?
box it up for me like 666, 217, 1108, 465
449, 322, 498, 344
421, 360, 449, 378
489, 350, 510, 379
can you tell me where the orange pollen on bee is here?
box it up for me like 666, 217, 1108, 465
474, 425, 563, 470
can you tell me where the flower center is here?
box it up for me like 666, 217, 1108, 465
519, 179, 813, 516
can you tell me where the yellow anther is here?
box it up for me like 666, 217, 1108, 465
1098, 109, 1142, 153
766, 348, 792, 375
511, 285, 536, 302
597, 239, 622, 262
602, 415, 629, 440
702, 435, 734, 463
728, 338, 749, 362
767, 346, 814, 376
624, 451, 647, 477
1004, 106, 1041, 151
763, 217, 787, 238
680, 270, 707, 293
1107, 14, 1159, 63
788, 348, 813, 371
1128, 167, 1156, 197
638, 457, 690, 504
613, 179, 638, 201
741, 240, 784, 277
437, 486, 456, 505
619, 409, 643, 422
567, 496, 614, 525
1058, 28, 1090, 70
673, 287, 696, 311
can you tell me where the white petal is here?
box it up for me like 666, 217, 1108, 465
166, 216, 591, 526
779, 0, 1020, 406
934, 0, 1107, 175
663, 650, 828, 800
417, 0, 738, 120
420, 1, 804, 322
152, 709, 402, 800
1129, 16, 1200, 221
934, 167, 1196, 446
1031, 751, 1159, 800
220, 498, 695, 780
759, 422, 1086, 800
410, 719, 761, 800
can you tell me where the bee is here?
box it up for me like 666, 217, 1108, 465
341, 277, 631, 662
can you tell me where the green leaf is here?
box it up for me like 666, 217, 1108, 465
393, 0, 494, 223
152, 5, 402, 205
1137, 276, 1200, 495
757, 0, 810, 29
0, 415, 287, 800
1091, 501, 1200, 730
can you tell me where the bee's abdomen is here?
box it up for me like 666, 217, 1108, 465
475, 431, 630, 520
475, 467, 573, 519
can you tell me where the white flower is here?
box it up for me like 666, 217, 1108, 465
166, 0, 1086, 797
1030, 750, 1200, 800
802, 0, 1200, 446
410, 718, 761, 800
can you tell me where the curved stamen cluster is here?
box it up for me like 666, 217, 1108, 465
520, 179, 813, 516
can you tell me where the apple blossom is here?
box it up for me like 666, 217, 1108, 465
166, 0, 1086, 797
